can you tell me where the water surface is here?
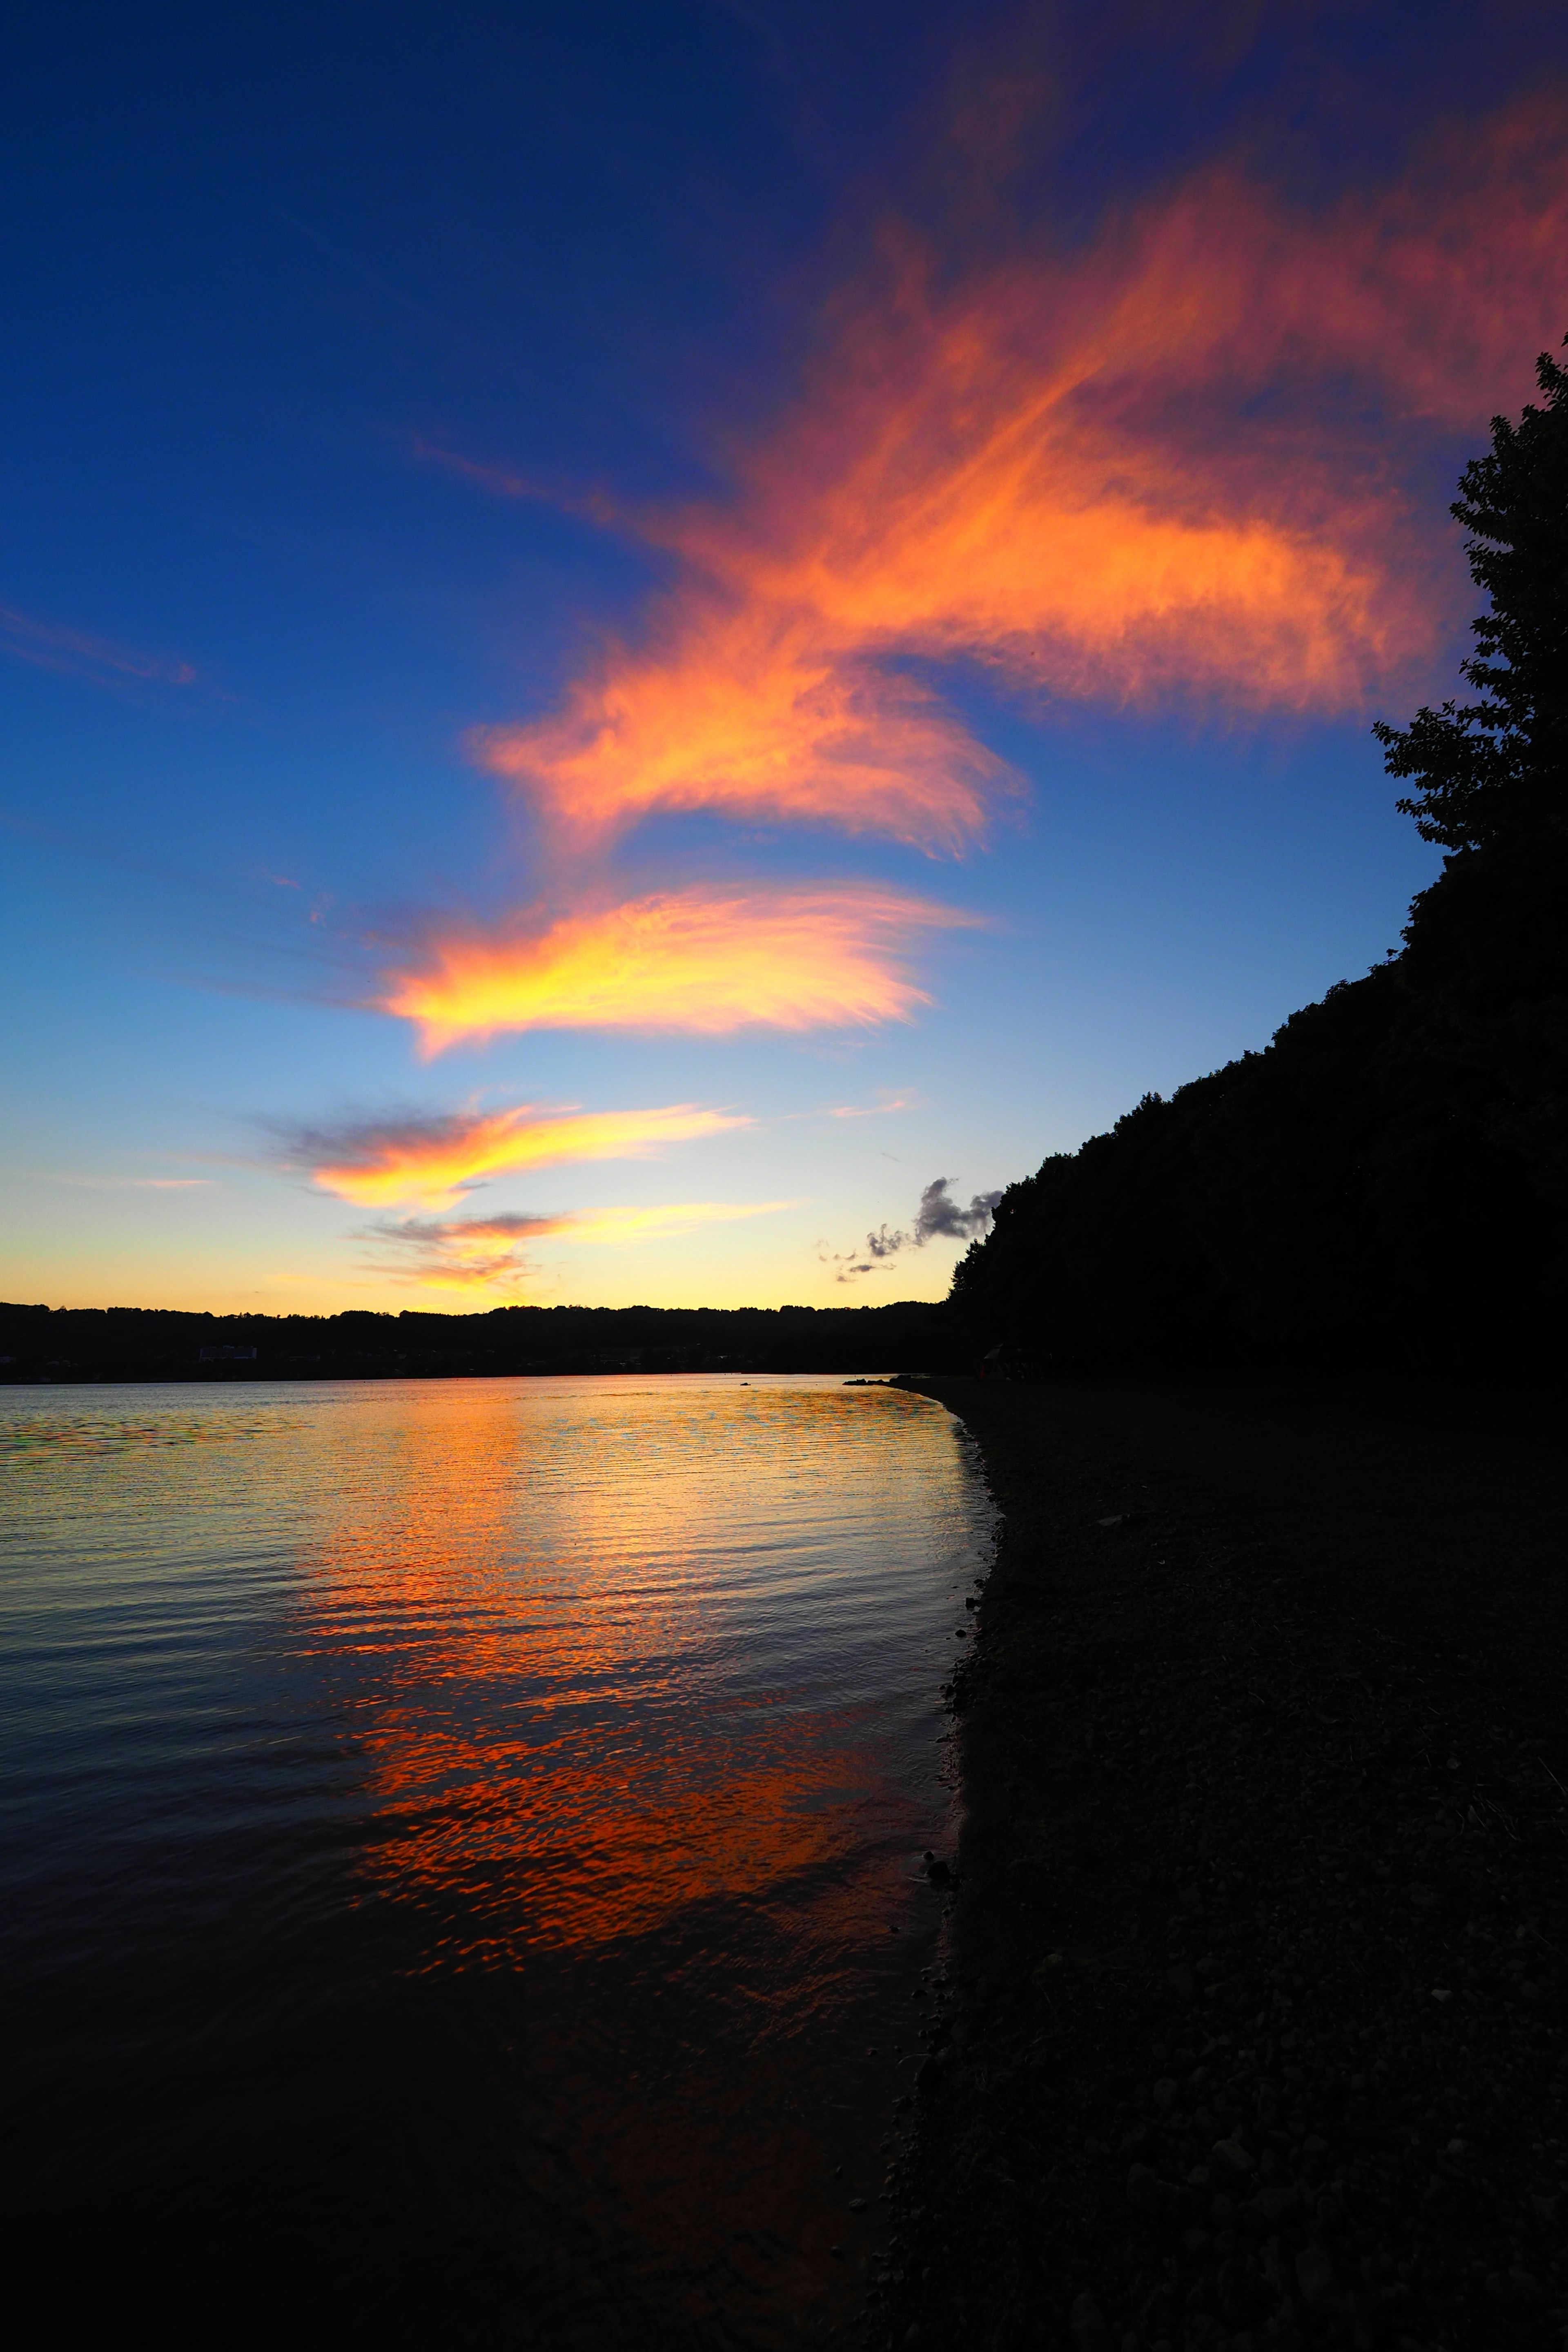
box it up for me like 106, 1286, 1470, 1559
0, 1375, 989, 2345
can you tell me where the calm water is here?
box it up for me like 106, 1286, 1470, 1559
0, 1375, 990, 2346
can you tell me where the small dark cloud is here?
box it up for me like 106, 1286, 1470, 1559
269, 1105, 469, 1167
912, 1175, 1004, 1243
824, 1174, 1001, 1282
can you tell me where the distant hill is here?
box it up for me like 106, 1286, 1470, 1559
944, 341, 1568, 1376
0, 1298, 950, 1385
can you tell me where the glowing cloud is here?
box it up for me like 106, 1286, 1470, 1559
472, 101, 1568, 849
385, 884, 973, 1052
362, 1200, 797, 1292
361, 1208, 572, 1289
474, 620, 1011, 854
284, 1101, 748, 1208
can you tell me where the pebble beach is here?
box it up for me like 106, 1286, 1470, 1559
866, 1378, 1567, 2352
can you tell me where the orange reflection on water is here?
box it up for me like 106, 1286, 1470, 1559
297, 1377, 945, 1964
1, 1373, 980, 2347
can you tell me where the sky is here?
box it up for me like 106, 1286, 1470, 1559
4, 0, 1567, 1315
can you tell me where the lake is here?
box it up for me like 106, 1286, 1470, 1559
0, 1374, 991, 2346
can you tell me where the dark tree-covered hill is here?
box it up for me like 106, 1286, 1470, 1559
947, 340, 1568, 1374
0, 1298, 947, 1385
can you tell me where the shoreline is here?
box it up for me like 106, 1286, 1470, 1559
0, 1368, 879, 1384
865, 1377, 1567, 2352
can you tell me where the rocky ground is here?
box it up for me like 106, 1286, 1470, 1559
859, 1377, 1567, 2352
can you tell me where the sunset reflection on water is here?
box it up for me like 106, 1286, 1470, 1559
301, 1378, 954, 1957
1, 1373, 990, 2345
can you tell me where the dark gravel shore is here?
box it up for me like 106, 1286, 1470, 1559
863, 1378, 1567, 2352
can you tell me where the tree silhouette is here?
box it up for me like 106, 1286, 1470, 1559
944, 337, 1568, 1376
1373, 338, 1567, 855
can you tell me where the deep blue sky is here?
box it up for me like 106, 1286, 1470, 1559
4, 2, 1566, 1312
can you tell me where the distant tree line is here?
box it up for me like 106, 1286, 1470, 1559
944, 339, 1568, 1375
0, 1298, 952, 1385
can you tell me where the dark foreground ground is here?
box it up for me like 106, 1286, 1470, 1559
862, 1378, 1567, 2352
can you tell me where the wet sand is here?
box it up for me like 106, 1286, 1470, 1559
866, 1377, 1567, 2352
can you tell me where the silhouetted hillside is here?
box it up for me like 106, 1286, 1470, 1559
0, 1298, 950, 1385
947, 341, 1568, 1374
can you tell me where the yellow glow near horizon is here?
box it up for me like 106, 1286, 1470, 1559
362, 1199, 803, 1293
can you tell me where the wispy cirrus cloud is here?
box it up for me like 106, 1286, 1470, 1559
359, 1208, 569, 1291
278, 1100, 748, 1208
383, 884, 976, 1053
0, 604, 198, 690
362, 1199, 796, 1291
466, 100, 1568, 854
408, 434, 618, 525
821, 1091, 919, 1119
52, 1175, 212, 1190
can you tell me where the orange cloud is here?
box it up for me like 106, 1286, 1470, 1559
362, 1199, 798, 1292
385, 883, 973, 1052
287, 1101, 748, 1208
359, 1208, 572, 1289
473, 617, 1011, 853
472, 100, 1568, 848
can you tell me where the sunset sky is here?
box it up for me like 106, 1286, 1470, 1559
5, 1, 1568, 1313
